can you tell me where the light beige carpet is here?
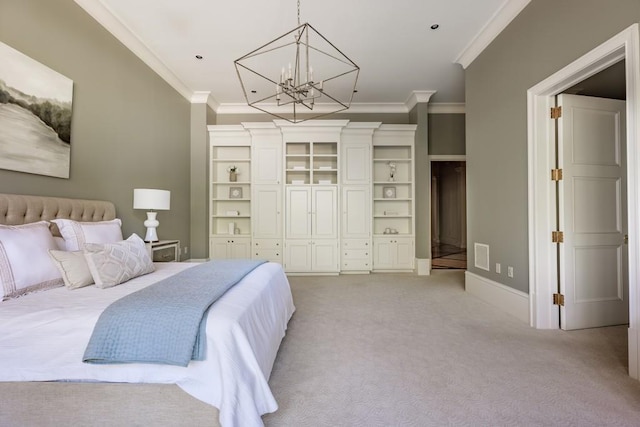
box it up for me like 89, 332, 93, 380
264, 271, 640, 426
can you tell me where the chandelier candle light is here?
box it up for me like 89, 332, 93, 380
234, 0, 359, 123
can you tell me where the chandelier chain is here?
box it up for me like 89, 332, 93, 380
297, 0, 301, 26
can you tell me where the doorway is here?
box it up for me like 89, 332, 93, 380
527, 24, 640, 378
430, 159, 467, 269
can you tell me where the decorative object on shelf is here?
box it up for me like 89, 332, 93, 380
226, 210, 240, 216
388, 162, 396, 182
234, 0, 359, 123
228, 222, 236, 235
229, 187, 243, 199
383, 186, 396, 199
133, 188, 171, 242
227, 165, 238, 182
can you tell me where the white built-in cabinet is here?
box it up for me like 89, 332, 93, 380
372, 125, 416, 272
207, 121, 416, 274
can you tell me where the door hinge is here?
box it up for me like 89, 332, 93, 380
551, 168, 563, 181
552, 231, 564, 243
553, 293, 565, 306
550, 106, 562, 119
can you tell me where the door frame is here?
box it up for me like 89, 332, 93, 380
428, 155, 467, 272
527, 24, 640, 378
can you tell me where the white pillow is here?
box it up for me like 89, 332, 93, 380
52, 218, 123, 251
0, 222, 64, 300
48, 250, 94, 290
84, 234, 155, 289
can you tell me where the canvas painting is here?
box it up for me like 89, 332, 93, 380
0, 41, 73, 179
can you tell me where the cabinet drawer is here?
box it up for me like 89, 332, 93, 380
342, 239, 370, 250
253, 249, 282, 263
342, 259, 371, 270
253, 239, 281, 248
153, 245, 178, 262
343, 249, 370, 260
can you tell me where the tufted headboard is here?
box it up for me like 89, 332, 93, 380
0, 193, 116, 231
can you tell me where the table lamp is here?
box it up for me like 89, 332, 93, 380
133, 188, 171, 242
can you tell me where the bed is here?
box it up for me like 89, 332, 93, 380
0, 193, 295, 427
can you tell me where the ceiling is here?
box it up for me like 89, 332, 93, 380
75, 0, 530, 113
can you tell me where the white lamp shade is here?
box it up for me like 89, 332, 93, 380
133, 189, 171, 210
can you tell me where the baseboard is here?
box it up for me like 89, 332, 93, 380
416, 259, 431, 275
630, 327, 639, 379
465, 271, 529, 323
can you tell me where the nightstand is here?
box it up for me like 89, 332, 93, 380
149, 240, 180, 262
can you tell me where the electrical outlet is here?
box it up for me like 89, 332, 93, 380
507, 266, 514, 278
184, 246, 188, 255
495, 263, 501, 274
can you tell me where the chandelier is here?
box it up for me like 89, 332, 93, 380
234, 0, 359, 123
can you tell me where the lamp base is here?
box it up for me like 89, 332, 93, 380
143, 211, 160, 242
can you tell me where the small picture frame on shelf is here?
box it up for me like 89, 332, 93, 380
383, 186, 396, 199
229, 186, 243, 199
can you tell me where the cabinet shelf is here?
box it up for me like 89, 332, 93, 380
212, 158, 250, 162
373, 158, 411, 162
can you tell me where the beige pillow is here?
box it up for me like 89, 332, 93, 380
48, 250, 94, 290
84, 234, 154, 289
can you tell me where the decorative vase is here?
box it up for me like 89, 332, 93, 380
229, 171, 237, 182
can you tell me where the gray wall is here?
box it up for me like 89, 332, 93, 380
466, 0, 640, 292
409, 104, 429, 259
190, 103, 209, 259
0, 0, 191, 254
429, 114, 465, 155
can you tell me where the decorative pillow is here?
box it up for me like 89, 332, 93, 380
48, 250, 94, 290
84, 234, 154, 289
51, 218, 123, 251
0, 222, 64, 300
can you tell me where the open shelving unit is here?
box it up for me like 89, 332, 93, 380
285, 141, 338, 185
372, 145, 414, 236
210, 145, 251, 237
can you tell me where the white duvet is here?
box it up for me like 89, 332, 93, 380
0, 261, 295, 427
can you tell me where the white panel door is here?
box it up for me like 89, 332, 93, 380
284, 240, 312, 271
252, 185, 282, 238
312, 186, 337, 239
342, 186, 370, 239
229, 238, 251, 259
252, 141, 282, 185
558, 94, 627, 330
210, 238, 229, 259
286, 186, 311, 239
395, 237, 415, 270
341, 142, 370, 184
373, 238, 394, 269
312, 240, 338, 272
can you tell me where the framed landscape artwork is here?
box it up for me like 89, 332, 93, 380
0, 41, 73, 179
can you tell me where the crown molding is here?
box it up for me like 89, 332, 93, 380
455, 0, 531, 69
405, 90, 437, 111
74, 0, 193, 101
191, 91, 210, 104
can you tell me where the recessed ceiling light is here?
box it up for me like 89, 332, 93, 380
430, 24, 439, 30
195, 55, 203, 59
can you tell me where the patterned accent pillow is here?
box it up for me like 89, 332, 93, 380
51, 218, 123, 251
48, 250, 94, 290
84, 234, 155, 289
0, 221, 64, 300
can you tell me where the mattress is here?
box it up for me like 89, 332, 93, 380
0, 261, 295, 426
